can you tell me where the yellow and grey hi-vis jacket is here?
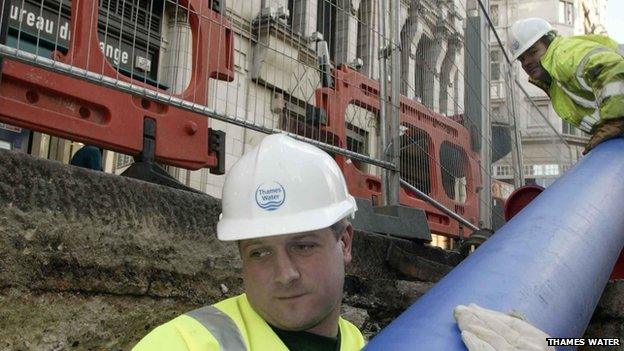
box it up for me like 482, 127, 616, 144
132, 293, 366, 351
530, 34, 624, 133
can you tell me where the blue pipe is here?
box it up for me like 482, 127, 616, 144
364, 138, 624, 350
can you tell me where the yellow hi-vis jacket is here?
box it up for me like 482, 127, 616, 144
132, 294, 366, 351
530, 35, 624, 133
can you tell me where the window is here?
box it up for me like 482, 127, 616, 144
344, 103, 377, 173
526, 164, 560, 177
559, 1, 574, 25
543, 164, 559, 176
278, 93, 329, 142
494, 164, 511, 177
401, 125, 432, 195
440, 142, 467, 202
490, 49, 501, 81
345, 123, 369, 155
490, 4, 499, 27
561, 120, 588, 136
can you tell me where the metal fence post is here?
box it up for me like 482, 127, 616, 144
479, 1, 492, 229
379, 0, 390, 206
507, 69, 525, 187
388, 0, 401, 206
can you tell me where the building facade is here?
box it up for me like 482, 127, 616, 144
194, 0, 468, 197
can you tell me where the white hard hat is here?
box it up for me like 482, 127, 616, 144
509, 18, 554, 60
217, 133, 357, 241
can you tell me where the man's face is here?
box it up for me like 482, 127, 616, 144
518, 40, 549, 80
240, 225, 353, 336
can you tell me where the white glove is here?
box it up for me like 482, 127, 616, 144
453, 303, 554, 351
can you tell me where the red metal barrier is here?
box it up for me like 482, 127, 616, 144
315, 65, 480, 238
0, 0, 234, 170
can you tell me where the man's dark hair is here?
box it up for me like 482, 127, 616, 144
538, 30, 558, 47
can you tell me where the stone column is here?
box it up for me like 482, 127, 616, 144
161, 8, 192, 95
291, 0, 318, 40
334, 0, 361, 66
400, 3, 424, 99
161, 7, 193, 184
453, 66, 463, 115
439, 41, 460, 115
357, 0, 381, 79
424, 29, 447, 113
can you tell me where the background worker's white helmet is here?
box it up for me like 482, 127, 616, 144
217, 133, 357, 241
509, 18, 554, 60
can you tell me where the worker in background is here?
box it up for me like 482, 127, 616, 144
450, 20, 624, 346
132, 133, 365, 351
509, 18, 624, 154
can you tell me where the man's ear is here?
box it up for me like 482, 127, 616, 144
339, 223, 354, 264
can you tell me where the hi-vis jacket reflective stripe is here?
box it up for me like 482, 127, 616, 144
529, 35, 624, 133
132, 294, 366, 351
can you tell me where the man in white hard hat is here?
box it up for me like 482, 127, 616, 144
509, 17, 624, 154
133, 133, 365, 351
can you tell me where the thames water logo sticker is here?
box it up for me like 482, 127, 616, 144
255, 182, 286, 211
512, 40, 520, 50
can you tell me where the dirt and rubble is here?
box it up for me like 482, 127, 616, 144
0, 149, 622, 350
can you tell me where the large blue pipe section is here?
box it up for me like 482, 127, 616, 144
364, 138, 624, 350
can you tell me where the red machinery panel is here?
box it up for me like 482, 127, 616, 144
0, 0, 234, 170
315, 65, 481, 238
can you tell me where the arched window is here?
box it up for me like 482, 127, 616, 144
414, 35, 435, 109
